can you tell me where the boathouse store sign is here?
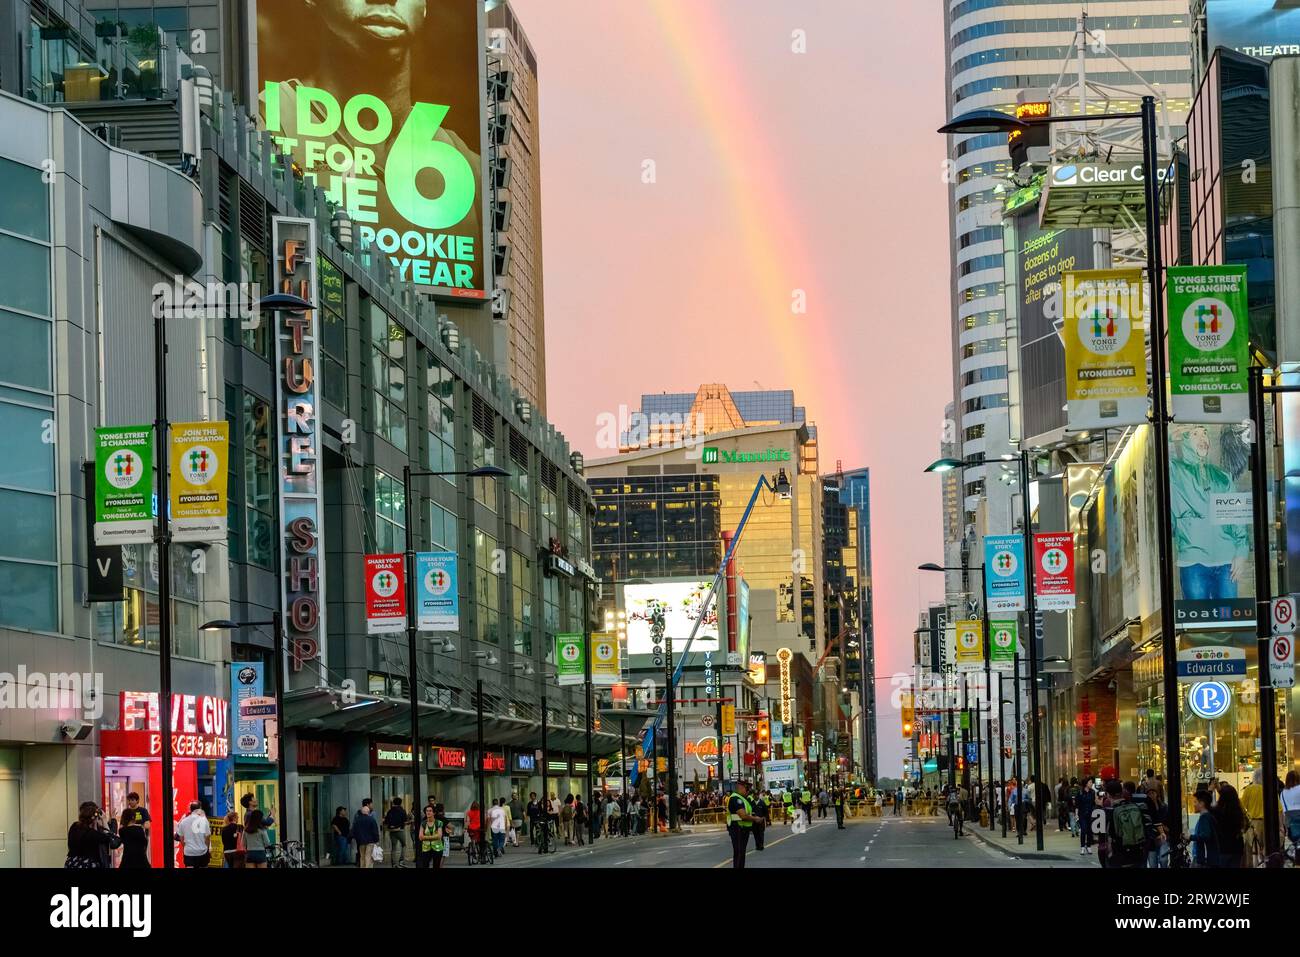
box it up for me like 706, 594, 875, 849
273, 217, 326, 674
256, 0, 487, 299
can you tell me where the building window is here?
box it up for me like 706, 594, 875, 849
242, 391, 274, 568
320, 257, 347, 411
426, 500, 457, 553
425, 353, 457, 481
542, 575, 560, 663
510, 464, 532, 534
511, 550, 533, 656
471, 426, 498, 512
374, 468, 405, 554
94, 544, 203, 659
474, 528, 501, 645
239, 237, 269, 358
370, 304, 407, 452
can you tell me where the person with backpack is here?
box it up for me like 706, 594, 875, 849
1103, 780, 1150, 868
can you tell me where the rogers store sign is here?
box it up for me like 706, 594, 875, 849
100, 691, 230, 759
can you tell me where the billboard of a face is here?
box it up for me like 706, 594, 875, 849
256, 0, 487, 300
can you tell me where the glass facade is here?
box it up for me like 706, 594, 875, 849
589, 474, 722, 581
0, 153, 56, 633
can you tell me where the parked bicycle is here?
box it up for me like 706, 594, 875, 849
530, 819, 557, 854
267, 841, 315, 869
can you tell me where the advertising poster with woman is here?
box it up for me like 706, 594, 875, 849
1170, 423, 1255, 630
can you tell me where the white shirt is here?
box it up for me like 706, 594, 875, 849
488, 804, 507, 833
178, 810, 211, 855
1281, 785, 1300, 813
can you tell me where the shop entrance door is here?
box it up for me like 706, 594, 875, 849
300, 781, 320, 863
0, 778, 20, 868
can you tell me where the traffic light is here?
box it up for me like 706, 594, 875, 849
902, 720, 913, 737
757, 719, 770, 743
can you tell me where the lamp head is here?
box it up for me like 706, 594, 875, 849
938, 109, 1029, 136
925, 458, 964, 474
199, 619, 239, 632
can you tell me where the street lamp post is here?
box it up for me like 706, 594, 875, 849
400, 463, 507, 825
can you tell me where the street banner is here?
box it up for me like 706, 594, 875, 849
169, 420, 229, 542
772, 720, 784, 744
1033, 532, 1076, 610
1270, 633, 1296, 690
415, 551, 458, 631
984, 535, 1027, 612
590, 633, 620, 686
93, 426, 153, 545
990, 620, 1017, 672
1062, 269, 1148, 431
1167, 265, 1249, 423
230, 662, 266, 758
555, 634, 584, 686
364, 553, 405, 635
721, 704, 736, 736
955, 619, 984, 672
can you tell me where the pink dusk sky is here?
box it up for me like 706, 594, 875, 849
513, 0, 949, 772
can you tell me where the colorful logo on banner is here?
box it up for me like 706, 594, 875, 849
415, 551, 458, 631
230, 663, 266, 758
1168, 265, 1249, 423
984, 534, 1027, 612
955, 620, 984, 672
94, 426, 153, 545
365, 553, 405, 634
990, 620, 1017, 671
170, 420, 229, 542
555, 634, 585, 686
1063, 269, 1148, 431
590, 633, 620, 686
1033, 532, 1076, 610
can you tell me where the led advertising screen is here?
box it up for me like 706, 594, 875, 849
624, 581, 720, 655
1206, 0, 1300, 60
256, 0, 487, 299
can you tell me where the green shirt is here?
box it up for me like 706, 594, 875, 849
728, 793, 753, 828
419, 819, 446, 853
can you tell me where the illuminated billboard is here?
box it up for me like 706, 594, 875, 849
623, 581, 719, 655
256, 0, 487, 300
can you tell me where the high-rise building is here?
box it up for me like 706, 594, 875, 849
941, 0, 1195, 566
487, 0, 548, 414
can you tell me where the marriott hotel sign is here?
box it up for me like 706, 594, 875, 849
273, 216, 326, 676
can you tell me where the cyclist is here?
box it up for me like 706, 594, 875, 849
466, 801, 483, 861
947, 785, 965, 837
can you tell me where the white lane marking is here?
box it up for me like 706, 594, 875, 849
613, 859, 633, 865
859, 855, 866, 862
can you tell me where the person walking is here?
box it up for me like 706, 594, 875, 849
488, 798, 509, 858
1101, 780, 1148, 869
353, 798, 380, 869
893, 785, 903, 816
242, 810, 271, 868
1212, 783, 1248, 868
834, 787, 847, 829
752, 788, 769, 850
818, 787, 830, 819
329, 805, 350, 866
1076, 778, 1097, 855
417, 803, 450, 868
1241, 768, 1267, 868
560, 794, 575, 845
118, 808, 151, 869
383, 797, 410, 867
727, 779, 757, 868
574, 795, 587, 846
176, 801, 212, 868
120, 792, 151, 842
1189, 788, 1220, 867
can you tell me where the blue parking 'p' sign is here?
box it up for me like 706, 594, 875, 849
1188, 681, 1232, 720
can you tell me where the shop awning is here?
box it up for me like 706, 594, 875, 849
283, 684, 629, 755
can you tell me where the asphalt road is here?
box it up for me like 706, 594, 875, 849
455, 813, 1094, 869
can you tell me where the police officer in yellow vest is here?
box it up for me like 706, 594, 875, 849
727, 779, 757, 868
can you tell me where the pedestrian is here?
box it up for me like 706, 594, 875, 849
818, 786, 830, 818
727, 779, 757, 868
220, 810, 243, 868
467, 800, 484, 855
118, 808, 150, 869
752, 788, 769, 850
834, 787, 847, 829
893, 785, 903, 816
1189, 788, 1219, 867
489, 797, 508, 858
574, 795, 588, 846
1240, 768, 1266, 867
607, 794, 622, 837
560, 794, 575, 845
1077, 778, 1096, 855
66, 802, 119, 869
1102, 780, 1147, 869
508, 793, 523, 847
330, 805, 351, 865
353, 798, 380, 869
1211, 783, 1248, 868
548, 793, 562, 837
240, 792, 273, 831
417, 803, 449, 868
176, 801, 211, 868
1281, 770, 1300, 849
120, 791, 151, 842
383, 797, 410, 867
242, 809, 271, 868
1056, 777, 1070, 832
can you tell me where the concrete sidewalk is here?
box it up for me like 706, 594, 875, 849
968, 817, 1089, 861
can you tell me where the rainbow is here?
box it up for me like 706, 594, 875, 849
647, 0, 838, 445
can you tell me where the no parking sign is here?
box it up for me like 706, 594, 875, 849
1270, 633, 1296, 690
